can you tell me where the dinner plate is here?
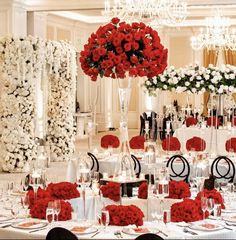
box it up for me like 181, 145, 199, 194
0, 215, 13, 223
223, 216, 236, 223
222, 208, 236, 213
10, 190, 25, 196
70, 226, 97, 235
11, 221, 47, 230
122, 227, 157, 236
189, 222, 223, 232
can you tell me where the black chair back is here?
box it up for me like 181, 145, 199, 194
135, 233, 164, 240
87, 152, 99, 172
166, 155, 190, 183
131, 154, 141, 177
140, 115, 145, 136
211, 156, 235, 183
46, 227, 78, 240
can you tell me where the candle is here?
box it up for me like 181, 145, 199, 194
166, 121, 170, 130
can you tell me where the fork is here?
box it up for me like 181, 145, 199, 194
114, 231, 121, 238
183, 227, 198, 235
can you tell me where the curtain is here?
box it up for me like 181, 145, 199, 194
202, 49, 218, 116
224, 50, 236, 102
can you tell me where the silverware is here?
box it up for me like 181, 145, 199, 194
0, 224, 12, 228
183, 227, 198, 235
114, 231, 123, 238
29, 227, 47, 233
158, 230, 168, 237
91, 231, 100, 238
223, 226, 233, 231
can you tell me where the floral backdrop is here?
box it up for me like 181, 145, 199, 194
0, 36, 77, 172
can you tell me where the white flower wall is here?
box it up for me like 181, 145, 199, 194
0, 37, 77, 172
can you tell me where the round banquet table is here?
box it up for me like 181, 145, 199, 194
174, 127, 236, 155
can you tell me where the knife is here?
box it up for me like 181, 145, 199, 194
29, 227, 47, 233
91, 231, 100, 238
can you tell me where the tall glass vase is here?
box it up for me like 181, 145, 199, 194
113, 78, 136, 181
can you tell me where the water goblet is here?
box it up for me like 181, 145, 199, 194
101, 210, 109, 232
46, 201, 55, 226
54, 200, 61, 221
201, 197, 208, 220
11, 198, 20, 220
206, 198, 215, 216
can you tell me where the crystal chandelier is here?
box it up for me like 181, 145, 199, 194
191, 10, 236, 51
103, 0, 188, 27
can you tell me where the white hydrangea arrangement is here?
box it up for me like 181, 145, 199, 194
143, 63, 236, 96
0, 36, 77, 172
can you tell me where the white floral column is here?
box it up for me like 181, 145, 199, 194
46, 41, 77, 162
0, 36, 45, 172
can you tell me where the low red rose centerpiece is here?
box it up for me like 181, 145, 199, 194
106, 204, 144, 226
129, 136, 145, 149
186, 117, 198, 127
186, 136, 206, 152
100, 182, 120, 202
162, 137, 181, 151
207, 116, 220, 127
80, 18, 168, 81
168, 180, 191, 199
225, 138, 236, 152
101, 135, 120, 148
27, 182, 80, 220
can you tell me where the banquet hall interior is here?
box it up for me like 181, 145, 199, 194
1, 0, 236, 239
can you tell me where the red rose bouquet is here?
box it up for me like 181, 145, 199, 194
80, 18, 167, 81
171, 199, 207, 222
30, 198, 72, 221
100, 182, 120, 202
47, 182, 80, 200
168, 180, 191, 199
162, 136, 181, 151
106, 204, 144, 226
225, 138, 236, 152
186, 117, 198, 127
101, 135, 120, 148
186, 136, 206, 152
129, 136, 145, 149
27, 188, 51, 207
195, 188, 225, 209
207, 116, 220, 127
138, 182, 148, 199
232, 117, 236, 127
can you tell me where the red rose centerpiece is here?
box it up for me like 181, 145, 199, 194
196, 188, 225, 209
106, 204, 144, 226
101, 135, 120, 148
100, 182, 121, 202
80, 18, 168, 81
138, 182, 148, 199
168, 180, 191, 199
129, 136, 145, 149
171, 198, 207, 222
225, 138, 236, 152
186, 136, 206, 152
186, 117, 198, 127
162, 136, 181, 151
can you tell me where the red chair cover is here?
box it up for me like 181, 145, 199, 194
129, 136, 145, 149
162, 137, 181, 151
225, 138, 236, 152
206, 116, 220, 127
186, 117, 198, 127
186, 136, 206, 152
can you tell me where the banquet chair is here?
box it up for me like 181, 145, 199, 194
135, 233, 164, 240
131, 154, 141, 177
46, 227, 78, 240
87, 152, 99, 172
210, 156, 235, 183
166, 155, 190, 183
140, 115, 145, 136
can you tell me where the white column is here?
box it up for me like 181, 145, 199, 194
27, 12, 47, 38
0, 0, 27, 37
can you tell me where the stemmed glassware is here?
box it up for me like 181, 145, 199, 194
101, 209, 110, 232
77, 155, 91, 220
206, 198, 215, 216
54, 200, 61, 221
10, 197, 21, 220
21, 194, 30, 216
29, 170, 43, 203
46, 201, 55, 226
201, 197, 208, 220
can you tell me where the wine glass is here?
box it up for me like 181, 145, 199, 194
21, 194, 30, 212
207, 198, 215, 216
30, 171, 43, 202
201, 197, 208, 220
46, 201, 55, 226
54, 200, 61, 221
77, 156, 91, 220
91, 172, 99, 184
10, 198, 21, 220
101, 210, 110, 232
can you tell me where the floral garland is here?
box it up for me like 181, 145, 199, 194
100, 182, 120, 202
0, 36, 77, 171
80, 18, 167, 81
168, 180, 191, 199
143, 64, 236, 96
106, 204, 144, 226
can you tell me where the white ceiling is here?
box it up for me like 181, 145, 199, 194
24, 0, 236, 25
